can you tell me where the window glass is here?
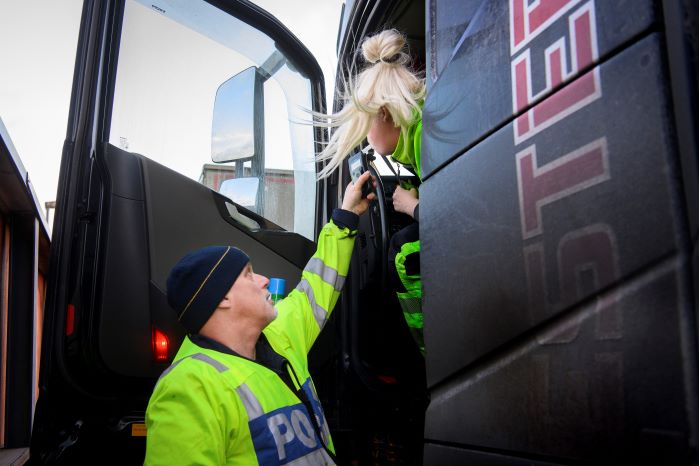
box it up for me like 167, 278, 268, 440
110, 0, 317, 239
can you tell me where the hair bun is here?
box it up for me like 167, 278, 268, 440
362, 29, 408, 65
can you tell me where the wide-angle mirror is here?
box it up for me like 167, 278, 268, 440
219, 176, 259, 211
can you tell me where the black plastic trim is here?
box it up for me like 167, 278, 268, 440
212, 190, 316, 270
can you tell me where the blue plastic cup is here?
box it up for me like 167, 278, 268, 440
268, 278, 286, 304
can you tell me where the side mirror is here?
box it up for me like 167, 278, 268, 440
211, 67, 264, 164
219, 177, 260, 211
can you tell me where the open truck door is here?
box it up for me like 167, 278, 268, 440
31, 1, 331, 463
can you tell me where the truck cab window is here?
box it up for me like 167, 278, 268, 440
109, 0, 317, 239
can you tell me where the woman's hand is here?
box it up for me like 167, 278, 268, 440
392, 184, 418, 217
341, 171, 377, 216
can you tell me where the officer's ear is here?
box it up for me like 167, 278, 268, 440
217, 286, 235, 311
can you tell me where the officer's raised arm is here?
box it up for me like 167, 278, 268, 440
265, 171, 376, 354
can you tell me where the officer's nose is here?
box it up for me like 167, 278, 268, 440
255, 273, 269, 289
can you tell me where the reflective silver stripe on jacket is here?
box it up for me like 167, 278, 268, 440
398, 297, 423, 316
191, 353, 229, 372
304, 257, 345, 292
306, 381, 331, 445
236, 383, 264, 420
296, 279, 328, 329
156, 352, 229, 387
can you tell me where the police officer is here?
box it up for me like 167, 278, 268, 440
144, 172, 375, 465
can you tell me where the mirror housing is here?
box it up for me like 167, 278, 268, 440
211, 67, 264, 164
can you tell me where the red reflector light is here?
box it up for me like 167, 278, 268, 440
66, 304, 75, 336
152, 327, 170, 362
378, 375, 398, 384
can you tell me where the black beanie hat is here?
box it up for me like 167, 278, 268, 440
166, 245, 250, 334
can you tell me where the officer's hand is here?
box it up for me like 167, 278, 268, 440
341, 171, 376, 216
392, 184, 418, 217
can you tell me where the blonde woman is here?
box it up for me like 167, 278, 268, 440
315, 29, 426, 353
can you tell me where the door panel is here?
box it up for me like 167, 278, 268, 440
33, 0, 328, 461
140, 149, 312, 290
97, 145, 314, 378
98, 161, 152, 377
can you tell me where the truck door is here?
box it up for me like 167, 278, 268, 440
31, 1, 329, 463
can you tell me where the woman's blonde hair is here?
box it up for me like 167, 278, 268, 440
314, 29, 425, 179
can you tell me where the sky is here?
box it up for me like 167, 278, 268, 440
0, 0, 343, 224
0, 0, 83, 220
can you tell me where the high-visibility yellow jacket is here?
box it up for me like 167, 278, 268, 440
144, 218, 356, 465
391, 111, 422, 179
390, 113, 425, 353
